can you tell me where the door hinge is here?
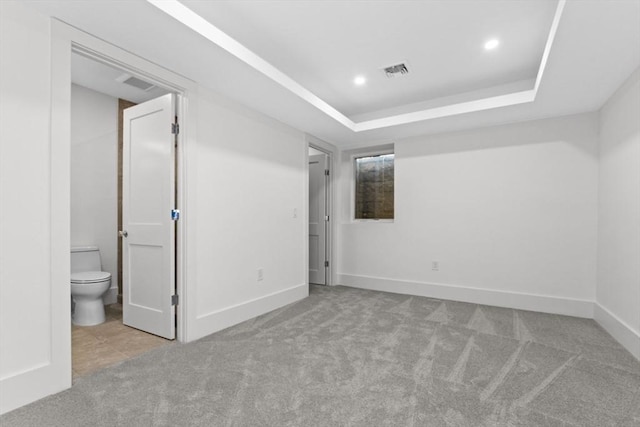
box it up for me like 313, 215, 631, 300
171, 123, 179, 135
171, 209, 180, 220
171, 294, 179, 306
325, 215, 329, 221
324, 169, 330, 176
324, 260, 329, 267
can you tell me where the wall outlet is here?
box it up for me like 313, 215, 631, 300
432, 261, 439, 271
257, 268, 264, 281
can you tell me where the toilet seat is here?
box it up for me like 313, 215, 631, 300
71, 271, 111, 284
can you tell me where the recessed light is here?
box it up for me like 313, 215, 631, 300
354, 75, 367, 86
484, 39, 500, 50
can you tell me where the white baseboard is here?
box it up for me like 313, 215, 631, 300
187, 283, 308, 342
594, 303, 640, 361
338, 274, 594, 318
0, 358, 71, 415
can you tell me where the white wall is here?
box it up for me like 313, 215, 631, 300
185, 88, 308, 340
1, 0, 635, 415
339, 113, 599, 317
596, 68, 640, 359
0, 1, 71, 414
70, 84, 118, 304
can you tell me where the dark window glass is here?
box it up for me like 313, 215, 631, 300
354, 154, 394, 220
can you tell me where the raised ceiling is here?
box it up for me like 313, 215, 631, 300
23, 0, 640, 147
181, 0, 557, 119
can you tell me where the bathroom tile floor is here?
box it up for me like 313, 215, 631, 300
72, 304, 172, 380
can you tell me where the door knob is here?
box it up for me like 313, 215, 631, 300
119, 230, 128, 238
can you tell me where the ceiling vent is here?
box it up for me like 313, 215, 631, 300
116, 73, 156, 91
382, 62, 409, 78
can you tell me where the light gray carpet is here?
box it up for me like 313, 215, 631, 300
2, 285, 639, 426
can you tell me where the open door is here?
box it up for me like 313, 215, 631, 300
309, 153, 328, 285
122, 93, 176, 339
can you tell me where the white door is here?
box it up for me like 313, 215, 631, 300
122, 93, 176, 339
309, 153, 328, 285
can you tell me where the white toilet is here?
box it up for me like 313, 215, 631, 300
70, 246, 111, 326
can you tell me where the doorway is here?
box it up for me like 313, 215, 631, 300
69, 51, 179, 378
309, 146, 330, 285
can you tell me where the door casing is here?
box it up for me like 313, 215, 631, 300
51, 20, 194, 344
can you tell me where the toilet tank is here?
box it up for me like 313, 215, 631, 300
71, 246, 102, 273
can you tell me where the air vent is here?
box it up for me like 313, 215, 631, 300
122, 76, 155, 91
116, 73, 156, 91
382, 62, 409, 78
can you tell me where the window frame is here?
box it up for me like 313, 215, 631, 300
351, 149, 395, 222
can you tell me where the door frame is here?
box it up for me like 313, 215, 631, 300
51, 20, 196, 343
306, 135, 337, 286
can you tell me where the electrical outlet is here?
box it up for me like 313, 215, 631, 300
257, 268, 264, 281
432, 261, 439, 271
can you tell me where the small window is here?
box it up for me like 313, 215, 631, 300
354, 153, 394, 220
